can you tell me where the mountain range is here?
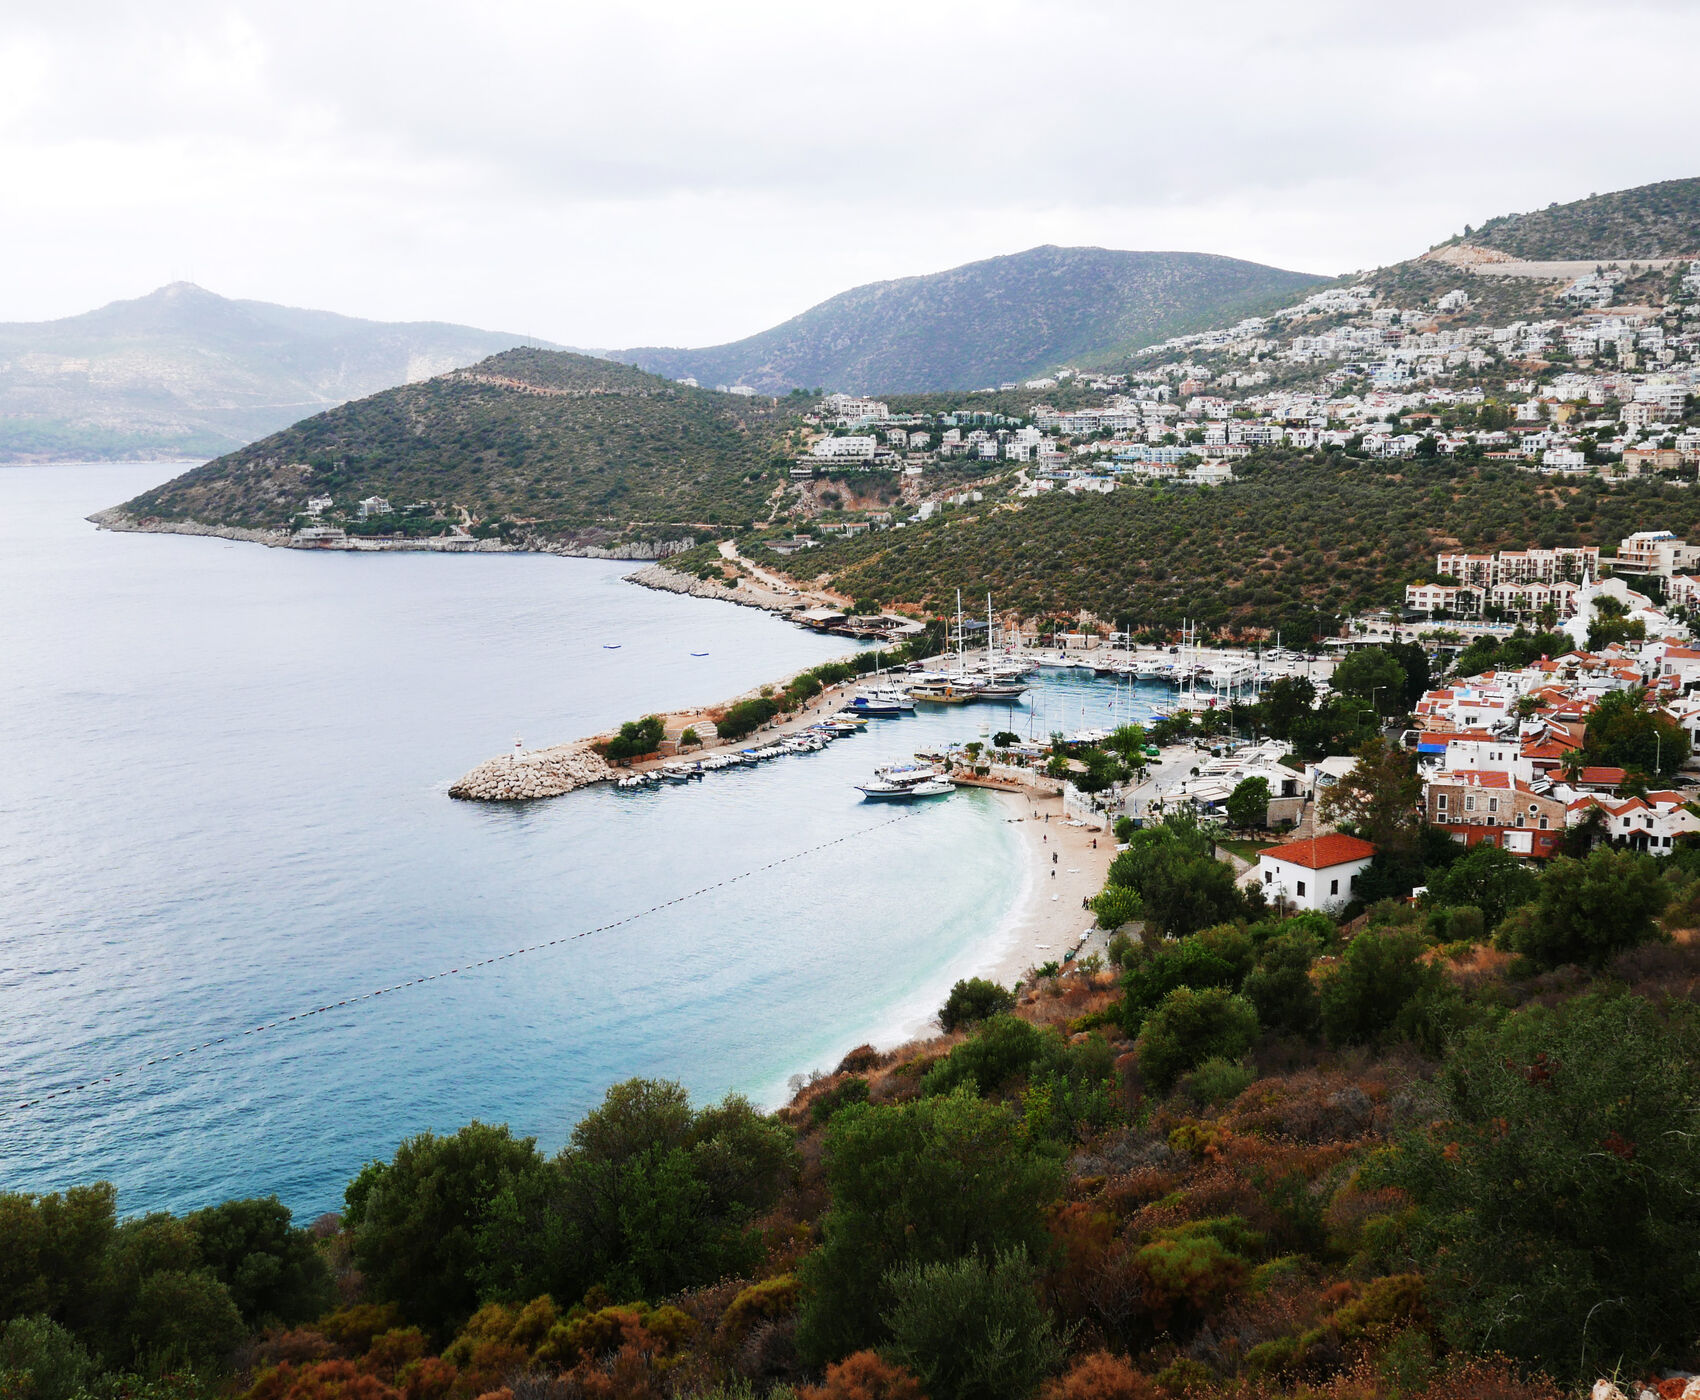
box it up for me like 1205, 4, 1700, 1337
615, 246, 1327, 395
0, 283, 558, 461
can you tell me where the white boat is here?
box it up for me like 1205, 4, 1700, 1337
847, 686, 916, 716
855, 762, 952, 801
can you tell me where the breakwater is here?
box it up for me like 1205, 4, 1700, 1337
447, 740, 617, 800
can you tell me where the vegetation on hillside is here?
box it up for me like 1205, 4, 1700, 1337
1458, 176, 1700, 260
119, 350, 796, 539
799, 453, 1700, 632
8, 829, 1700, 1399
618, 247, 1327, 395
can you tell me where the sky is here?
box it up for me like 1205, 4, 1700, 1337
4, 0, 1699, 350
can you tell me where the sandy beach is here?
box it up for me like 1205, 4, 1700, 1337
981, 787, 1117, 986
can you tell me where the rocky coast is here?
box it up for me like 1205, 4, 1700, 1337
447, 741, 617, 801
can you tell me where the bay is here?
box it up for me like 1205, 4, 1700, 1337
0, 463, 1157, 1219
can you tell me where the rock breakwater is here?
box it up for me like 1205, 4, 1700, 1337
448, 743, 618, 801
624, 562, 791, 612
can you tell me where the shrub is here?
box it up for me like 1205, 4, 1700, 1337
1370, 993, 1700, 1379
1040, 1351, 1161, 1400
604, 714, 666, 762
1496, 848, 1668, 969
881, 1249, 1068, 1400
1105, 932, 1135, 967
1116, 933, 1246, 1036
1240, 929, 1321, 1038
0, 1315, 94, 1400
810, 1077, 870, 1126
1318, 927, 1441, 1047
1178, 1056, 1255, 1108
186, 1195, 334, 1327
794, 1090, 1064, 1365
719, 697, 780, 741
1426, 841, 1538, 930
939, 978, 1015, 1033
1134, 988, 1260, 1095
797, 1351, 927, 1400
1091, 885, 1142, 930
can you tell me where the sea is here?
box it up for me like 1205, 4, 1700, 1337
0, 462, 1167, 1219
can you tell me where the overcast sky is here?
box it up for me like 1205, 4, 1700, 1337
4, 0, 1698, 348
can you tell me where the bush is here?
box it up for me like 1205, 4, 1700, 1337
1117, 929, 1248, 1036
1372, 993, 1700, 1379
810, 1077, 870, 1126
604, 714, 665, 762
1240, 929, 1321, 1038
719, 696, 780, 741
798, 1350, 927, 1400
1134, 988, 1260, 1095
881, 1249, 1068, 1400
0, 1315, 94, 1400
939, 978, 1015, 1033
1496, 848, 1668, 969
1041, 1350, 1161, 1400
186, 1196, 333, 1328
794, 1090, 1064, 1365
1426, 841, 1538, 930
1105, 932, 1135, 967
1318, 927, 1441, 1047
1091, 885, 1142, 931
1178, 1056, 1256, 1108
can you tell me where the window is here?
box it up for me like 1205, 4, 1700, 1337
1350, 874, 1358, 888
1437, 794, 1448, 811
1297, 880, 1307, 897
1264, 869, 1272, 883
1330, 878, 1339, 895
1488, 797, 1499, 813
1515, 813, 1524, 826
1465, 795, 1476, 812
1538, 816, 1548, 830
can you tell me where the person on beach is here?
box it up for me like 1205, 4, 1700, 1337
1052, 852, 1058, 865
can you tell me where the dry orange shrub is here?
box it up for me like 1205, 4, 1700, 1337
796, 1350, 928, 1400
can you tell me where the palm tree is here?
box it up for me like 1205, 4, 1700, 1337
1559, 749, 1587, 783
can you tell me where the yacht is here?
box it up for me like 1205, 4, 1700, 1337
855, 762, 955, 801
846, 686, 916, 716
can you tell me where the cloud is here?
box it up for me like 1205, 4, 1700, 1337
2, 0, 1697, 344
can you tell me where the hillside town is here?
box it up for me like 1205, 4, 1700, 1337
775, 259, 1699, 512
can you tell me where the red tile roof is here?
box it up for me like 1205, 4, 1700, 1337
1579, 766, 1626, 786
1258, 833, 1377, 870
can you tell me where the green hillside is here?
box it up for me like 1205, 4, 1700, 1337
0, 282, 564, 462
115, 348, 793, 540
1459, 175, 1700, 259
618, 246, 1327, 395
800, 453, 1700, 632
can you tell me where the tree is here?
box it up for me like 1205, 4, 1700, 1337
476, 1080, 796, 1307
882, 1249, 1068, 1400
344, 1121, 548, 1335
1241, 929, 1321, 1038
1102, 812, 1251, 938
1496, 848, 1667, 968
940, 978, 1016, 1032
1258, 675, 1315, 741
1426, 841, 1539, 932
1583, 687, 1689, 777
1317, 737, 1423, 864
794, 1090, 1064, 1365
185, 1196, 333, 1328
0, 1316, 94, 1400
1330, 647, 1411, 715
1318, 927, 1442, 1047
1134, 988, 1260, 1094
1372, 994, 1700, 1380
1224, 776, 1271, 830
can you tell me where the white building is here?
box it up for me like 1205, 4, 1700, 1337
357, 496, 392, 519
1255, 834, 1377, 914
811, 435, 877, 462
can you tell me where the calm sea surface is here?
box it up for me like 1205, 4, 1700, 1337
0, 463, 1161, 1218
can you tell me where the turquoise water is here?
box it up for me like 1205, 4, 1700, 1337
0, 464, 1163, 1218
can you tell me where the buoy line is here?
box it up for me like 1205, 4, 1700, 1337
8, 808, 929, 1115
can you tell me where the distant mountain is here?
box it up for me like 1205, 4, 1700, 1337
0, 283, 563, 461
109, 348, 787, 543
615, 246, 1328, 395
1456, 176, 1700, 260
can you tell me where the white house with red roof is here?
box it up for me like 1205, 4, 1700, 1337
1256, 834, 1377, 914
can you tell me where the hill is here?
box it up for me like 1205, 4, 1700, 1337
1456, 175, 1700, 260
795, 454, 1700, 633
0, 282, 562, 461
111, 348, 791, 546
616, 246, 1328, 395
